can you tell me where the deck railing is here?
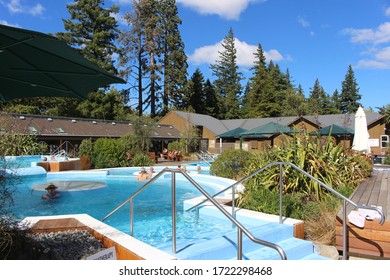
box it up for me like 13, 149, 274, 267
187, 161, 386, 260
101, 167, 287, 260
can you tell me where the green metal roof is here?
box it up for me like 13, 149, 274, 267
309, 124, 354, 136
240, 122, 298, 136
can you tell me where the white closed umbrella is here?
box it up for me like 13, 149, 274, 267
352, 106, 371, 153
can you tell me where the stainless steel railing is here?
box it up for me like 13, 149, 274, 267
187, 161, 385, 260
101, 167, 287, 260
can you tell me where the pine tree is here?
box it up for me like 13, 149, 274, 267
331, 89, 342, 113
340, 65, 361, 113
203, 79, 219, 118
142, 0, 162, 118
245, 43, 276, 118
307, 79, 323, 114
120, 0, 187, 118
159, 0, 188, 114
58, 0, 121, 74
307, 79, 338, 115
187, 69, 206, 114
210, 27, 243, 120
281, 88, 307, 116
119, 0, 150, 116
53, 0, 124, 119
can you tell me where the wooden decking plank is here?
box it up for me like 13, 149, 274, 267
31, 218, 87, 233
358, 174, 376, 205
378, 171, 388, 214
368, 171, 383, 206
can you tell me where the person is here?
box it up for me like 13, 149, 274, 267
148, 167, 155, 178
42, 156, 47, 162
177, 164, 181, 170
42, 183, 61, 200
182, 165, 188, 173
50, 155, 56, 161
197, 166, 202, 173
136, 167, 149, 181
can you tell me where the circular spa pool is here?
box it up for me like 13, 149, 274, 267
7, 166, 236, 249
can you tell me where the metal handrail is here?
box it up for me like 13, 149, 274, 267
101, 167, 287, 260
50, 141, 76, 157
186, 161, 385, 260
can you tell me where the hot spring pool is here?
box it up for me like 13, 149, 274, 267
7, 166, 237, 249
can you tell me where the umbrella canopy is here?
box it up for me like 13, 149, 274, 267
218, 127, 247, 138
240, 122, 298, 137
310, 124, 354, 136
352, 106, 371, 153
0, 24, 126, 101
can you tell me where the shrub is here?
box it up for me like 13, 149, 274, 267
168, 141, 185, 154
210, 149, 252, 180
130, 153, 153, 167
238, 187, 306, 220
78, 138, 93, 157
92, 138, 127, 169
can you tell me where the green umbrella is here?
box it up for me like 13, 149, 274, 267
0, 24, 126, 101
240, 122, 298, 137
309, 124, 354, 136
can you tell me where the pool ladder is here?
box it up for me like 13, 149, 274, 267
101, 167, 287, 260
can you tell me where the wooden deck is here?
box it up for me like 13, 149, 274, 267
335, 167, 390, 259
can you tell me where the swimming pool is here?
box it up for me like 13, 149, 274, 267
7, 166, 238, 250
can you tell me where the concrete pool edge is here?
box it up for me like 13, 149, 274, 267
183, 198, 305, 239
22, 214, 176, 260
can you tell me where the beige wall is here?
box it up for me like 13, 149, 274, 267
368, 118, 387, 155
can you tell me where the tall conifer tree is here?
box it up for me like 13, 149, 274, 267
340, 65, 361, 113
210, 27, 243, 119
55, 0, 125, 119
58, 0, 120, 74
159, 0, 188, 114
245, 43, 276, 118
187, 69, 206, 114
120, 0, 187, 117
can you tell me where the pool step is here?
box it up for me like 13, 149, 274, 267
170, 222, 331, 260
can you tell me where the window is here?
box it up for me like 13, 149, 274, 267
381, 135, 389, 148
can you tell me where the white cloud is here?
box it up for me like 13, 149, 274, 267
356, 59, 390, 69
0, 20, 19, 27
375, 46, 390, 61
342, 18, 390, 69
188, 38, 283, 67
386, 7, 390, 17
297, 16, 309, 28
6, 0, 45, 16
342, 22, 390, 45
177, 0, 264, 20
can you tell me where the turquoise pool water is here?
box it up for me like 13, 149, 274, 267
7, 166, 236, 249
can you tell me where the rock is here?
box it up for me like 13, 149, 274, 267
26, 229, 105, 260
313, 243, 340, 260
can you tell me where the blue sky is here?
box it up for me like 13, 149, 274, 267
1, 0, 390, 112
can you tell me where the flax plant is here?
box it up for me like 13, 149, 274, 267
240, 132, 371, 205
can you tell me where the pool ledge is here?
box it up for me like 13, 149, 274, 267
22, 214, 176, 260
